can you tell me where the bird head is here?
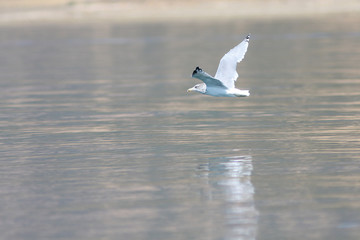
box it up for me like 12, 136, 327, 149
187, 83, 206, 94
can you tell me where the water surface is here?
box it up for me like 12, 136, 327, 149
1, 16, 360, 240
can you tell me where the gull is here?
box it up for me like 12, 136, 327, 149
187, 34, 251, 97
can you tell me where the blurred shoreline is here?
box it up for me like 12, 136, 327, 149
1, 0, 360, 25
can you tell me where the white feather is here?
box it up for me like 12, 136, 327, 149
214, 35, 250, 89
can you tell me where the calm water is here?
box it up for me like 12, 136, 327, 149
1, 16, 360, 240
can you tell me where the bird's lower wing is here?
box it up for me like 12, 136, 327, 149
192, 69, 226, 88
214, 34, 250, 89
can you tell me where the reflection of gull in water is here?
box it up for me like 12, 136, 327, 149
219, 155, 258, 240
187, 34, 251, 97
197, 155, 258, 240
219, 156, 254, 202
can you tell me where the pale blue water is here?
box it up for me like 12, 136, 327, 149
1, 17, 360, 239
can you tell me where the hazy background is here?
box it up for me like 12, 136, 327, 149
1, 1, 360, 240
1, 0, 360, 24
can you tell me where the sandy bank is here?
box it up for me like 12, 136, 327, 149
1, 0, 360, 25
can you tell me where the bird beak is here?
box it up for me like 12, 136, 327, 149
187, 88, 193, 93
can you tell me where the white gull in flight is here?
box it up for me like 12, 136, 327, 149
187, 34, 251, 97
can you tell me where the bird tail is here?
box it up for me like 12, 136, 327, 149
234, 90, 250, 97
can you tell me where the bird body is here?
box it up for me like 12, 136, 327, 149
187, 34, 251, 97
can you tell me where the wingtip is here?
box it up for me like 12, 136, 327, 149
192, 66, 203, 77
246, 34, 251, 41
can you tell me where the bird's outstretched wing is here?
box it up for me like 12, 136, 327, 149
192, 67, 226, 87
214, 34, 250, 89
